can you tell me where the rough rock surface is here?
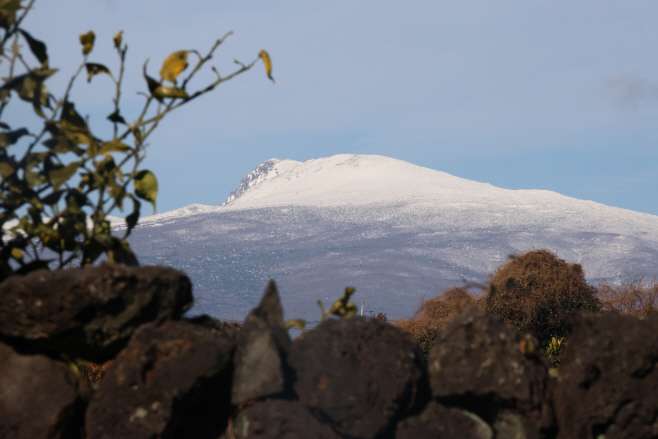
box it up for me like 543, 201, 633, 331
428, 304, 554, 439
85, 318, 236, 439
554, 312, 658, 439
225, 400, 341, 439
0, 264, 192, 362
396, 400, 493, 439
232, 280, 292, 405
0, 342, 86, 439
289, 316, 429, 439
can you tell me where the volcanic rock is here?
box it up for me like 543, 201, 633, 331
288, 316, 428, 438
225, 399, 341, 439
428, 304, 554, 439
554, 312, 658, 439
85, 318, 236, 439
396, 400, 493, 439
231, 280, 292, 405
0, 342, 86, 439
0, 264, 192, 362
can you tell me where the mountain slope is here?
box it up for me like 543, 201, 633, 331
121, 154, 658, 321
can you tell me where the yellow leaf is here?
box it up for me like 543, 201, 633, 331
10, 247, 23, 261
284, 319, 306, 331
160, 50, 189, 82
99, 139, 129, 155
259, 50, 275, 83
519, 339, 535, 355
113, 30, 123, 49
79, 30, 95, 55
49, 161, 81, 191
0, 162, 14, 179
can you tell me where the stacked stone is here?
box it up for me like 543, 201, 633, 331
2, 265, 658, 438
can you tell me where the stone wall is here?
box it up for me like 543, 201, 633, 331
1, 265, 657, 439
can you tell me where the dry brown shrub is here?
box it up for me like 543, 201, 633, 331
393, 287, 477, 357
598, 276, 658, 316
78, 359, 115, 383
479, 249, 600, 346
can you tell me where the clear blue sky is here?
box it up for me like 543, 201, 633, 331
20, 1, 658, 216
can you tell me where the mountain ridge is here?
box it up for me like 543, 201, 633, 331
119, 154, 658, 321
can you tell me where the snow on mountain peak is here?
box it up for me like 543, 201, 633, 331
221, 154, 496, 209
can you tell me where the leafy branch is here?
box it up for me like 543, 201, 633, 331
0, 0, 274, 280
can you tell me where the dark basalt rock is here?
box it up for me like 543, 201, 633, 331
231, 280, 293, 405
224, 399, 341, 439
0, 264, 193, 362
428, 304, 554, 439
554, 312, 658, 439
85, 318, 237, 439
0, 342, 87, 439
289, 316, 429, 439
396, 400, 493, 439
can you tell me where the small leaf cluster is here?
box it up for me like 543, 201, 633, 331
0, 0, 273, 281
318, 287, 358, 323
544, 336, 565, 367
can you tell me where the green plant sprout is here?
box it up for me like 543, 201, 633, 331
545, 336, 564, 367
0, 0, 273, 281
317, 287, 359, 323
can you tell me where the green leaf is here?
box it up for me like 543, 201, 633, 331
108, 177, 125, 210
1, 70, 55, 118
61, 101, 92, 145
0, 127, 29, 148
82, 237, 105, 266
43, 134, 77, 154
18, 29, 48, 67
36, 223, 59, 247
49, 161, 81, 191
99, 139, 129, 155
124, 197, 141, 238
0, 0, 20, 29
41, 190, 64, 205
328, 287, 357, 317
133, 170, 157, 213
65, 190, 88, 214
143, 61, 162, 101
79, 30, 95, 55
0, 73, 28, 92
21, 75, 49, 117
93, 220, 110, 235
154, 85, 189, 100
85, 63, 112, 83
107, 237, 138, 266
95, 154, 115, 171
107, 109, 126, 124
25, 170, 46, 188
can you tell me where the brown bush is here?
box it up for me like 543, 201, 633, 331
78, 359, 115, 383
479, 249, 600, 346
393, 287, 477, 358
598, 276, 658, 316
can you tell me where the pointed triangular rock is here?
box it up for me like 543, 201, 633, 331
231, 280, 292, 405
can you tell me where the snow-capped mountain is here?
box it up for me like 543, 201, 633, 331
121, 154, 658, 322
